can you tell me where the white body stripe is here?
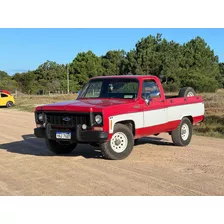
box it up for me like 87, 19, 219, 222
143, 108, 167, 127
109, 102, 204, 133
109, 112, 144, 133
168, 103, 204, 122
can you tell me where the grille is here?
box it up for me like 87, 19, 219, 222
46, 113, 90, 127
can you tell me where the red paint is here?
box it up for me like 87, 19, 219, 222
193, 115, 204, 125
135, 120, 180, 138
35, 98, 138, 113
0, 89, 11, 95
35, 75, 205, 142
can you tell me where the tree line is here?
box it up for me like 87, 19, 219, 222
1, 33, 224, 94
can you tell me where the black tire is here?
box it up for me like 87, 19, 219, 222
45, 139, 77, 154
99, 123, 134, 160
6, 101, 13, 108
171, 117, 192, 146
134, 138, 139, 145
178, 87, 196, 97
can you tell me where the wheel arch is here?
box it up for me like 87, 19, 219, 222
183, 115, 193, 124
114, 120, 136, 137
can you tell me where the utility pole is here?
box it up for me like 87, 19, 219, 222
67, 64, 69, 94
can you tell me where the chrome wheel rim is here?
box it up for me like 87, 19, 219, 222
7, 102, 12, 107
110, 132, 128, 153
187, 92, 194, 97
181, 123, 189, 141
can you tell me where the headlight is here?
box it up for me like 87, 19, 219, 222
38, 113, 44, 122
95, 114, 102, 124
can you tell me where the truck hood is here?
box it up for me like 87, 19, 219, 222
36, 98, 136, 112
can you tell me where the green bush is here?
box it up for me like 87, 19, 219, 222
180, 72, 219, 92
163, 82, 180, 92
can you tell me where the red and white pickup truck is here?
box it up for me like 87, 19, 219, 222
34, 75, 204, 160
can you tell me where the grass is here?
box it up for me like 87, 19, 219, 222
194, 89, 224, 138
12, 94, 78, 112
10, 90, 224, 138
193, 115, 224, 138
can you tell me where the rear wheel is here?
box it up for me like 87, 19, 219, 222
99, 123, 134, 160
6, 101, 13, 108
45, 139, 77, 154
171, 117, 192, 146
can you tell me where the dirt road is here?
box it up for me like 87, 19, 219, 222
0, 109, 224, 195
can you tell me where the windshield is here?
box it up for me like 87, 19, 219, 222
79, 78, 139, 99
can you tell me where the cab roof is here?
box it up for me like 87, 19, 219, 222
90, 75, 158, 80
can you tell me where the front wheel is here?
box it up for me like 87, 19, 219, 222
99, 123, 134, 160
45, 139, 77, 154
171, 117, 192, 146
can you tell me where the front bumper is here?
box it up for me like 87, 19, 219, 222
34, 125, 108, 143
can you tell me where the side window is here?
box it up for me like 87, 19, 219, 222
1, 93, 8, 98
142, 80, 160, 99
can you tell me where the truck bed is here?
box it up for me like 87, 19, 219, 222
165, 95, 180, 99
164, 95, 204, 125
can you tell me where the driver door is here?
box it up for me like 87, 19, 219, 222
142, 79, 167, 134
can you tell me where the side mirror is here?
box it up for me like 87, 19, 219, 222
144, 91, 160, 105
145, 95, 151, 105
150, 90, 160, 99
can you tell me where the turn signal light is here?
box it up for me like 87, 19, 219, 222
93, 127, 103, 131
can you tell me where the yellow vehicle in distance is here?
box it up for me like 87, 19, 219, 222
0, 90, 15, 108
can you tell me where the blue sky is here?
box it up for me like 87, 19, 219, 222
0, 28, 224, 75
